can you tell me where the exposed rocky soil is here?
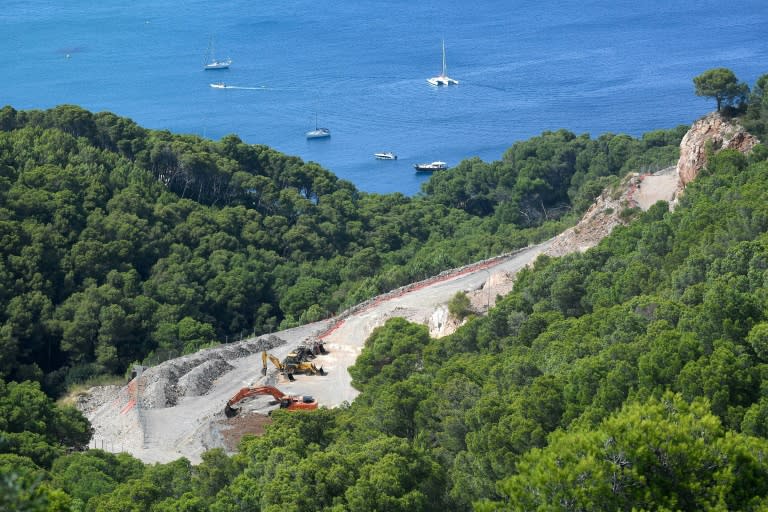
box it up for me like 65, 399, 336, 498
676, 112, 759, 187
544, 166, 679, 257
218, 412, 272, 451
76, 113, 758, 464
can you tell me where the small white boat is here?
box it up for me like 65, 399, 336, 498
306, 114, 331, 139
306, 127, 331, 139
427, 40, 458, 86
205, 58, 232, 70
204, 36, 232, 70
414, 161, 448, 172
210, 82, 227, 89
374, 152, 397, 160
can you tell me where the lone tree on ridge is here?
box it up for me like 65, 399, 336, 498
693, 67, 749, 112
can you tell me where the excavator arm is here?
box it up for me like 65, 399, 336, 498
224, 386, 286, 418
268, 353, 295, 381
267, 353, 283, 370
224, 385, 317, 417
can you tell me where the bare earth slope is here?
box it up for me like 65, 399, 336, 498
79, 113, 756, 463
82, 244, 552, 463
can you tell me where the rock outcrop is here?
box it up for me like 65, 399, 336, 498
676, 112, 760, 187
546, 112, 761, 257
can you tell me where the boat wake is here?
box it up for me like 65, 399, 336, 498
225, 85, 269, 90
210, 84, 269, 90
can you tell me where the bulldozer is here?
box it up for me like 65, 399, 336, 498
267, 353, 326, 381
224, 385, 318, 417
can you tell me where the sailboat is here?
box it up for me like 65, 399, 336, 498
306, 113, 330, 139
427, 39, 458, 86
203, 36, 232, 70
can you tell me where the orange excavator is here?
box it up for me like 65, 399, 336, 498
224, 385, 318, 417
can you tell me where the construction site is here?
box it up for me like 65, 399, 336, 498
76, 166, 680, 464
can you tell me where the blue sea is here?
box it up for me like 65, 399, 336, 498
3, 1, 767, 195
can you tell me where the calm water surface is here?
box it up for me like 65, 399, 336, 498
3, 0, 767, 195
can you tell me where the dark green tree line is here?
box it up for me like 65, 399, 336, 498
0, 105, 682, 392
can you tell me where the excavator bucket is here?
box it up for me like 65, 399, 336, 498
319, 342, 328, 354
261, 367, 267, 376
224, 404, 239, 418
318, 366, 326, 376
287, 372, 296, 382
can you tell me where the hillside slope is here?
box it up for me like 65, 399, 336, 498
78, 112, 756, 463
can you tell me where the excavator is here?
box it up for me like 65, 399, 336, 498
224, 386, 318, 417
267, 353, 326, 381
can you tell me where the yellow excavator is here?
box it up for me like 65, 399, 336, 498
267, 353, 326, 381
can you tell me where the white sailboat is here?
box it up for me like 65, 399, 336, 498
306, 113, 331, 139
204, 36, 232, 70
427, 39, 458, 86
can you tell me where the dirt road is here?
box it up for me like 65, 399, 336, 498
79, 167, 679, 464
83, 241, 551, 463
76, 131, 716, 464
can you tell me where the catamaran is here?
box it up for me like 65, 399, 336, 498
427, 40, 458, 86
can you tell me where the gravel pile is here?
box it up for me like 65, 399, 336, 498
74, 385, 123, 415
177, 358, 234, 398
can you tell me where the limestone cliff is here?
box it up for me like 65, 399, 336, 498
676, 112, 760, 187
546, 112, 760, 258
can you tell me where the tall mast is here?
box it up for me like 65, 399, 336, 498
441, 39, 447, 76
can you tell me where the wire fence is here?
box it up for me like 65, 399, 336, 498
88, 438, 128, 453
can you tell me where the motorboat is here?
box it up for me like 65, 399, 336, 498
374, 152, 397, 160
427, 40, 458, 86
414, 161, 448, 172
210, 82, 227, 89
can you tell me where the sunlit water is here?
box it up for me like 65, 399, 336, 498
3, 0, 767, 195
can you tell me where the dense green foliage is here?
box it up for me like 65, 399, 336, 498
743, 72, 768, 140
0, 378, 91, 511
0, 105, 684, 393
423, 127, 687, 220
693, 67, 750, 112
4, 73, 768, 510
193, 146, 768, 511
6, 142, 768, 511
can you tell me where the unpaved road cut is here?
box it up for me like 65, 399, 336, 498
82, 242, 551, 463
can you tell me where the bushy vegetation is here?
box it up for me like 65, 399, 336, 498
0, 105, 684, 393
6, 143, 768, 511
3, 67, 768, 510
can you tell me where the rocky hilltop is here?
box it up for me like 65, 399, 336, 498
677, 112, 760, 187
545, 112, 759, 258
